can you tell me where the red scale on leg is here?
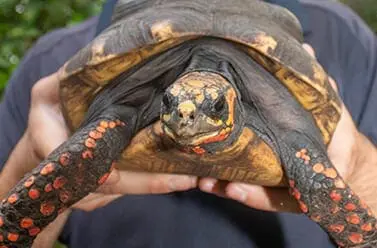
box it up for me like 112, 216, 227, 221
28, 188, 40, 200
0, 215, 4, 227
7, 233, 19, 242
345, 202, 357, 211
53, 176, 67, 189
109, 121, 117, 128
89, 130, 103, 140
24, 176, 35, 188
328, 224, 345, 234
7, 194, 18, 204
59, 152, 71, 166
40, 202, 55, 216
346, 213, 361, 225
59, 190, 71, 204
40, 163, 55, 176
96, 126, 106, 133
0, 234, 3, 241
28, 227, 41, 237
348, 233, 364, 244
82, 150, 94, 159
98, 173, 111, 185
361, 222, 374, 232
44, 183, 53, 193
20, 218, 34, 229
85, 138, 96, 149
330, 190, 342, 202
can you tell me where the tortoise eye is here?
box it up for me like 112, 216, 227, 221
162, 94, 172, 109
213, 95, 226, 113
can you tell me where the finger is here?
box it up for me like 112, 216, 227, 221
302, 43, 316, 58
328, 77, 339, 93
227, 183, 299, 212
31, 209, 71, 248
72, 193, 122, 212
0, 133, 40, 198
98, 170, 198, 195
200, 178, 299, 212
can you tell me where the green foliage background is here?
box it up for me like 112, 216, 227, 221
0, 0, 105, 96
0, 0, 375, 247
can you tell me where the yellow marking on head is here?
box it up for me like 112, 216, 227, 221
225, 88, 236, 127
187, 80, 205, 88
206, 118, 223, 126
178, 101, 196, 118
210, 91, 218, 100
151, 21, 175, 42
195, 93, 205, 104
252, 33, 278, 54
163, 114, 171, 122
170, 85, 181, 97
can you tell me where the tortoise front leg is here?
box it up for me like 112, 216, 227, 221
0, 105, 136, 248
281, 134, 377, 247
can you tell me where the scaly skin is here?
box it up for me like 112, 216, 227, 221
282, 135, 377, 247
0, 114, 130, 248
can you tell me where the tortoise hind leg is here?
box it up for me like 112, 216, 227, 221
281, 134, 377, 247
0, 105, 136, 248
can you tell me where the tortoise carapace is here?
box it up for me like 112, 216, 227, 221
0, 0, 376, 247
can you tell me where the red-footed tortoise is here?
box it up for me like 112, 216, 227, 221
1, 0, 376, 247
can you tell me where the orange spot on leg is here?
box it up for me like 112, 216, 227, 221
346, 213, 361, 224
44, 183, 53, 193
345, 202, 357, 211
291, 188, 301, 200
289, 180, 295, 188
312, 163, 324, 173
0, 216, 4, 227
40, 202, 55, 216
96, 126, 106, 133
334, 179, 346, 189
361, 223, 373, 232
20, 218, 34, 229
348, 233, 363, 244
298, 201, 308, 213
7, 233, 19, 242
28, 227, 41, 236
85, 138, 96, 148
98, 173, 110, 185
82, 150, 94, 159
7, 194, 18, 204
323, 168, 338, 179
40, 163, 55, 175
59, 190, 71, 203
59, 152, 71, 166
310, 214, 321, 222
89, 130, 103, 140
100, 121, 109, 128
109, 121, 117, 128
330, 190, 342, 202
53, 176, 67, 189
328, 224, 345, 233
28, 188, 40, 200
24, 176, 35, 188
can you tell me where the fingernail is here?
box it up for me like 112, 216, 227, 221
227, 185, 247, 202
201, 181, 215, 192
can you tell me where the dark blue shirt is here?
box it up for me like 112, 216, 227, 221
1, 1, 376, 247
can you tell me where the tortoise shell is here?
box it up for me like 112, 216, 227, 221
58, 0, 341, 185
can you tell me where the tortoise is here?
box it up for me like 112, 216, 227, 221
1, 0, 377, 247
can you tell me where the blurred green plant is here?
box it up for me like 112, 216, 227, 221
341, 0, 377, 32
0, 0, 105, 96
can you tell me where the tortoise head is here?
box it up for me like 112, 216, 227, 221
160, 71, 241, 150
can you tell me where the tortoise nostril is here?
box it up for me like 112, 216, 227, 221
189, 114, 195, 120
179, 112, 184, 118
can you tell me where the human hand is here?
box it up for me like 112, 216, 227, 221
0, 72, 197, 247
198, 44, 377, 213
